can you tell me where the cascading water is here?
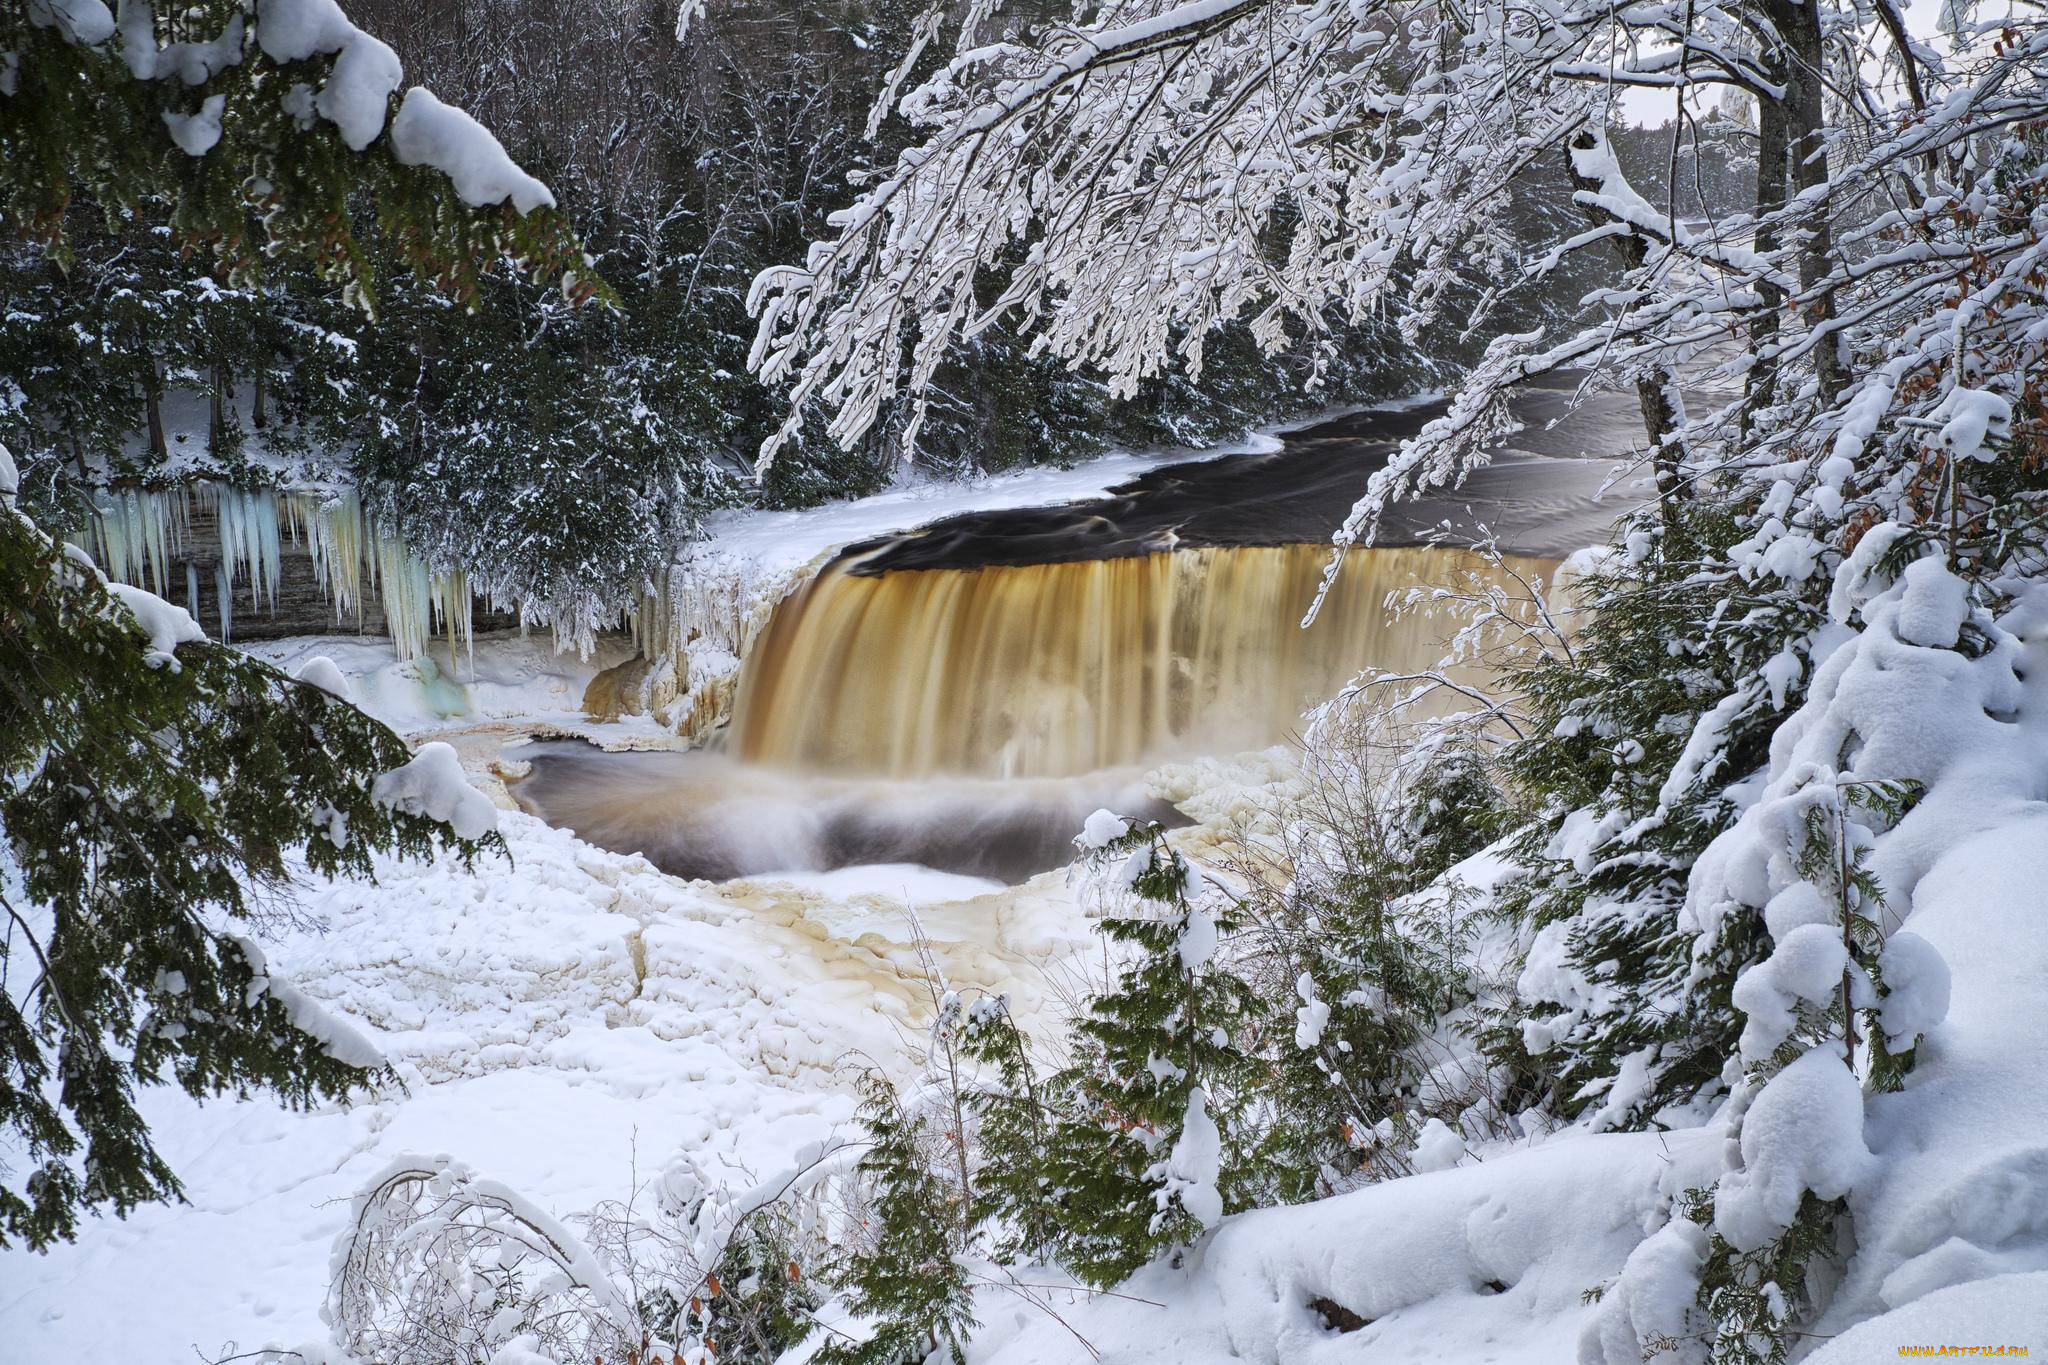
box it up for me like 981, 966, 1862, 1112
728, 544, 1555, 780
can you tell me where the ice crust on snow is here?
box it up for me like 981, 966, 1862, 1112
371, 741, 498, 840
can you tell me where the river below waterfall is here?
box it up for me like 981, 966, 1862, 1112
513, 377, 1645, 881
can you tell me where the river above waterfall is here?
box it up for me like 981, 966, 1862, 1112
832, 371, 1638, 575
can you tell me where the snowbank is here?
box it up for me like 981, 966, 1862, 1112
964, 1128, 1718, 1365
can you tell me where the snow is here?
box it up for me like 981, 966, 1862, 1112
105, 579, 207, 670
1078, 807, 1131, 850
390, 88, 555, 214
1927, 386, 2012, 464
1409, 1117, 1468, 1174
1293, 972, 1329, 1049
1874, 931, 1950, 1053
235, 932, 387, 1069
1730, 922, 1848, 1063
1713, 1047, 1877, 1252
968, 1128, 1718, 1365
0, 802, 1078, 1358
32, 0, 115, 45
1894, 556, 1971, 650
371, 741, 499, 841
292, 653, 352, 699
1581, 1219, 1709, 1365
255, 0, 403, 151
1807, 1273, 2048, 1363
1156, 1087, 1224, 1228
1177, 898, 1219, 970
162, 93, 227, 155
0, 441, 16, 504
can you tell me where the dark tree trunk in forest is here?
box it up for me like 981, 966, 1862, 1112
208, 364, 226, 457
142, 353, 168, 464
1754, 0, 1847, 415
1745, 82, 1791, 438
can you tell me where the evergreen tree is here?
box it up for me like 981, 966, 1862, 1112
1233, 733, 1486, 1201
957, 994, 1062, 1265
1498, 497, 1818, 1133
816, 1069, 977, 1365
1035, 819, 1262, 1286
0, 0, 585, 1249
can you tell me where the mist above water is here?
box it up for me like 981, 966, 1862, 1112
509, 742, 1181, 884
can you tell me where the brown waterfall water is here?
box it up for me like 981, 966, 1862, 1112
730, 543, 1556, 781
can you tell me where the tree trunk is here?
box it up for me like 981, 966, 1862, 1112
1755, 0, 1846, 409
1565, 133, 1690, 537
1744, 75, 1792, 439
208, 364, 226, 458
142, 355, 168, 464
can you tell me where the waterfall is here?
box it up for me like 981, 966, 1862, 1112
729, 544, 1554, 780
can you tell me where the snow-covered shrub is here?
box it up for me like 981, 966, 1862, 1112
813, 1067, 980, 1365
325, 1157, 639, 1365
1022, 819, 1265, 1284
1220, 702, 1498, 1200
625, 1139, 849, 1365
1498, 496, 1825, 1137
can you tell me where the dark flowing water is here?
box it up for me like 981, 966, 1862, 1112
835, 372, 1639, 575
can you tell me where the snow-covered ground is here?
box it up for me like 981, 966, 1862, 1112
0, 446, 1309, 1358
0, 783, 1131, 1360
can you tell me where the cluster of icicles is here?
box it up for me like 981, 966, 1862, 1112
74, 483, 472, 661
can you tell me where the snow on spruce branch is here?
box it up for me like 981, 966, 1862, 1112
37, 0, 553, 212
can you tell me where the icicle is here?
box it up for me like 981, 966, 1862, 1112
430, 568, 475, 677
208, 484, 282, 615
374, 530, 434, 660
214, 558, 233, 643
185, 560, 200, 620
